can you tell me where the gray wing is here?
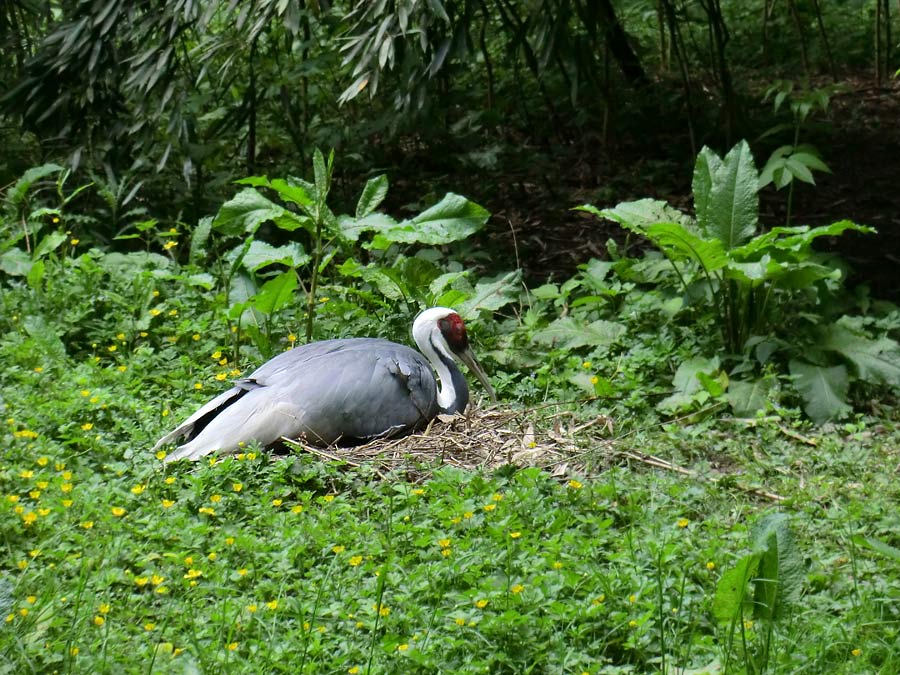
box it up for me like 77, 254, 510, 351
157, 338, 438, 462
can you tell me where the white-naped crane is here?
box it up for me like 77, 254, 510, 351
154, 307, 496, 463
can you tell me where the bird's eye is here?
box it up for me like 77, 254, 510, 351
438, 314, 468, 351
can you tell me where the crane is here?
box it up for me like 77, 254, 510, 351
153, 307, 496, 463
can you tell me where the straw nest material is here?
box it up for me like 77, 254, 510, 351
282, 405, 786, 501
283, 404, 617, 481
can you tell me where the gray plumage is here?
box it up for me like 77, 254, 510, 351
154, 307, 496, 463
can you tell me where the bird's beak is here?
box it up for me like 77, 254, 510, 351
457, 346, 497, 404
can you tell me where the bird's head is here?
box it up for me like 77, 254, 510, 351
413, 307, 497, 403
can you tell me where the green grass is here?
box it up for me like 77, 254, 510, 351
2, 251, 899, 674
2, 348, 899, 673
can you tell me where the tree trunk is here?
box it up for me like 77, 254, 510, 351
786, 0, 810, 78
809, 0, 837, 82
661, 0, 697, 155
699, 0, 735, 145
584, 0, 649, 87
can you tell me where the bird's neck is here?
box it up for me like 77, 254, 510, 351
424, 336, 469, 414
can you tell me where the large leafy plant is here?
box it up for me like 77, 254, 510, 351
578, 141, 899, 422
196, 148, 517, 356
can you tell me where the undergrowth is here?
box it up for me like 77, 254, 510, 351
2, 153, 899, 673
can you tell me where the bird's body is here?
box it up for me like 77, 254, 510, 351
154, 308, 495, 463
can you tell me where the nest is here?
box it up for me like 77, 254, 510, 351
282, 406, 786, 501
283, 405, 618, 482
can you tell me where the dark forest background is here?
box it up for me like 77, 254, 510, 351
2, 0, 898, 298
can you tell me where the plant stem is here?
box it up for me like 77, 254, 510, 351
305, 216, 322, 342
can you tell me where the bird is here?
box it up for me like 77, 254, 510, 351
153, 307, 496, 463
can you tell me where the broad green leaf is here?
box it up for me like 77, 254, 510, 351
703, 140, 758, 249
402, 257, 441, 292
582, 258, 615, 286
26, 259, 45, 287
664, 658, 723, 675
213, 188, 289, 236
751, 513, 803, 621
429, 271, 468, 297
185, 273, 215, 289
338, 212, 398, 242
729, 221, 873, 267
784, 156, 816, 184
235, 176, 272, 187
228, 272, 259, 308
189, 216, 212, 263
4, 163, 63, 212
241, 240, 309, 272
434, 289, 469, 308
99, 251, 171, 274
769, 220, 874, 254
791, 151, 830, 173
579, 198, 692, 235
729, 226, 806, 259
379, 193, 489, 245
773, 262, 840, 289
820, 324, 900, 385
726, 378, 771, 417
712, 552, 760, 622
692, 147, 722, 231
533, 316, 627, 350
851, 535, 900, 562
697, 369, 728, 397
312, 148, 333, 211
789, 360, 851, 423
33, 231, 68, 260
569, 372, 615, 397
337, 260, 408, 300
252, 270, 297, 315
657, 356, 720, 413
722, 257, 777, 284
758, 155, 784, 190
530, 283, 560, 300
356, 175, 389, 218
269, 178, 314, 208
645, 222, 728, 273
457, 270, 521, 318
0, 249, 33, 276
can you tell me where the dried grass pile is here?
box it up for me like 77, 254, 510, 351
284, 405, 617, 481
283, 406, 785, 501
